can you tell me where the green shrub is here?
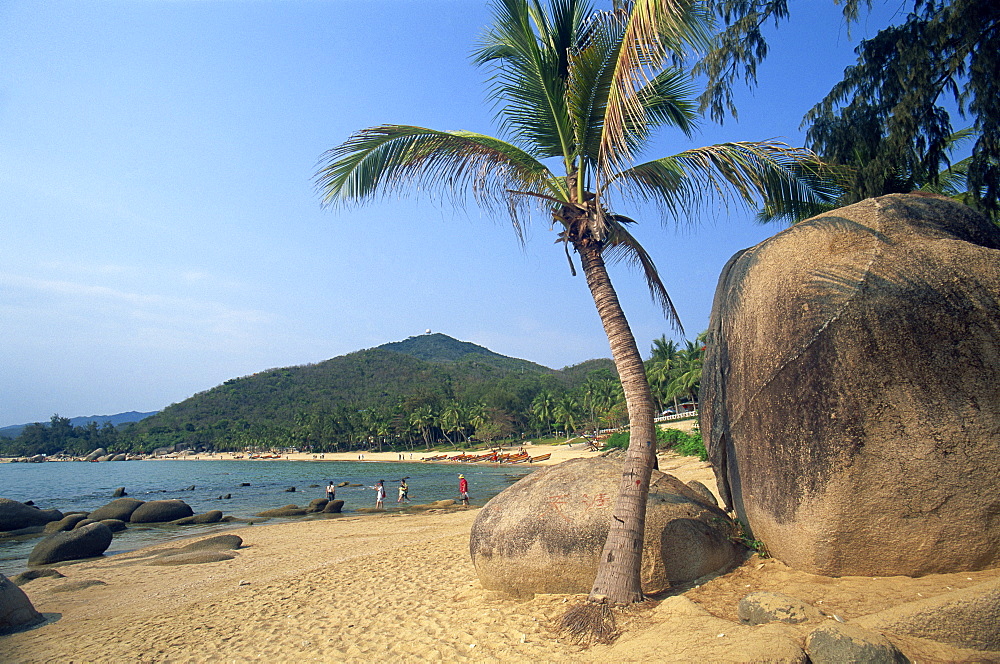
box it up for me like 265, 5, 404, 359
600, 427, 707, 461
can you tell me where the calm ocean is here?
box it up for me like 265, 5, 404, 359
0, 459, 533, 576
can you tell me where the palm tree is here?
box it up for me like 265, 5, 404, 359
316, 0, 820, 609
646, 335, 679, 412
665, 336, 704, 407
554, 393, 582, 437
408, 405, 436, 451
531, 390, 557, 435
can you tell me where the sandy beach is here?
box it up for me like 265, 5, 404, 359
5, 439, 998, 662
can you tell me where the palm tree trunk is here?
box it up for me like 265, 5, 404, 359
578, 244, 657, 606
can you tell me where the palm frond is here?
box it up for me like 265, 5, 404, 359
602, 213, 683, 332
612, 141, 828, 223
473, 0, 586, 160
598, 0, 711, 181
315, 124, 560, 236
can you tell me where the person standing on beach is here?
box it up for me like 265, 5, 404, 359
374, 480, 386, 509
397, 479, 409, 503
326, 482, 336, 502
459, 474, 469, 507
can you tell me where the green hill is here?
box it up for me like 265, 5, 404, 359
120, 334, 616, 453
376, 333, 550, 373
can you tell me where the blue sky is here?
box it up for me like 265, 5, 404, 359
0, 1, 903, 426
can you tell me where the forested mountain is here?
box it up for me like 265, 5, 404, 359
120, 334, 617, 453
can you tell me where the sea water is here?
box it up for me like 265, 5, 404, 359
0, 459, 534, 576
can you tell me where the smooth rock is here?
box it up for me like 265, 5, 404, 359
129, 500, 194, 523
0, 573, 45, 633
99, 519, 127, 533
471, 457, 742, 596
854, 576, 1000, 652
806, 622, 908, 664
43, 513, 90, 533
255, 505, 307, 517
702, 194, 1000, 576
10, 568, 65, 586
27, 522, 113, 565
171, 510, 223, 525
738, 591, 825, 625
0, 498, 63, 531
88, 498, 144, 522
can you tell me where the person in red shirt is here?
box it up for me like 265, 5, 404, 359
459, 474, 469, 507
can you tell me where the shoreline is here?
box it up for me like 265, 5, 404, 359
4, 454, 996, 662
1, 419, 702, 467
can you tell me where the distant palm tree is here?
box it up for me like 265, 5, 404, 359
408, 405, 436, 451
316, 0, 821, 606
531, 390, 557, 435
554, 393, 582, 437
646, 335, 679, 411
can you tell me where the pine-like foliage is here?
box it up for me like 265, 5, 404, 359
804, 0, 999, 220
696, 0, 1000, 222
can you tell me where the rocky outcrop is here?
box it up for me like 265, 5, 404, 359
0, 498, 62, 531
88, 498, 144, 522
43, 513, 90, 533
10, 568, 64, 586
171, 510, 223, 525
0, 573, 45, 633
738, 592, 824, 625
322, 500, 345, 513
112, 487, 127, 497
129, 500, 194, 523
470, 457, 742, 597
27, 522, 113, 565
83, 448, 106, 462
307, 499, 328, 512
255, 505, 307, 517
805, 623, 908, 664
854, 576, 1000, 652
702, 195, 1000, 576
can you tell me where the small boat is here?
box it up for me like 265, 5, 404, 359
529, 453, 551, 462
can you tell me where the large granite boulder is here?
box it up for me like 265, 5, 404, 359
470, 457, 742, 596
88, 498, 144, 522
0, 573, 45, 633
130, 500, 194, 523
702, 195, 1000, 576
0, 498, 62, 531
27, 522, 113, 565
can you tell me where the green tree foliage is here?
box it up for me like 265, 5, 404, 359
0, 415, 120, 457
95, 335, 627, 454
698, 0, 1000, 221
805, 0, 999, 219
646, 332, 705, 410
603, 426, 706, 460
